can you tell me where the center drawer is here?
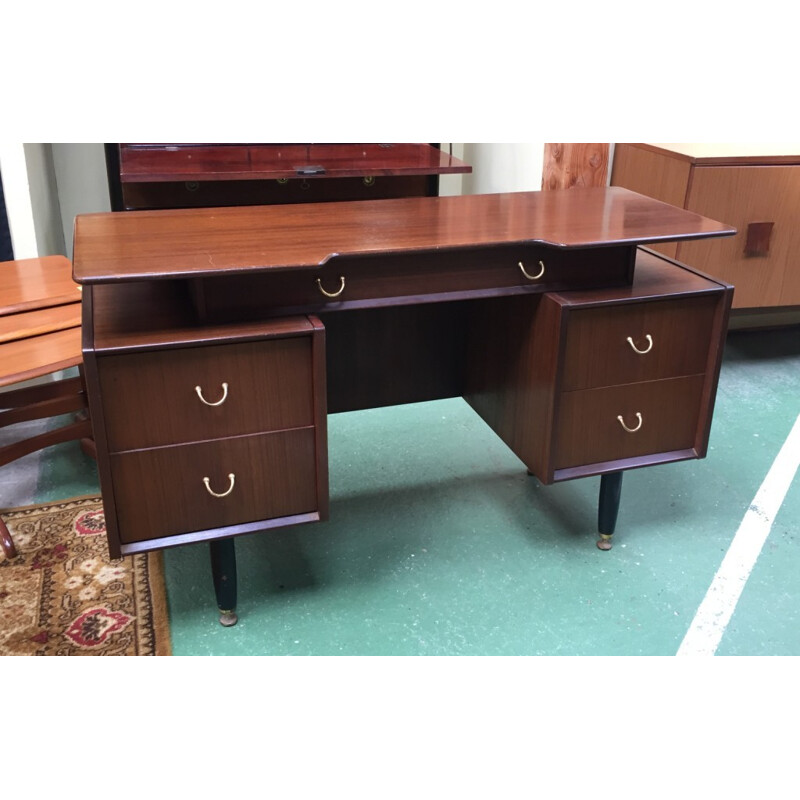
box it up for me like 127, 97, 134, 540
97, 335, 315, 451
561, 295, 717, 391
196, 245, 634, 319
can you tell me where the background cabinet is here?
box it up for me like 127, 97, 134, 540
105, 143, 471, 211
611, 143, 800, 319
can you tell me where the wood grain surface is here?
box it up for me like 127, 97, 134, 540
73, 188, 736, 283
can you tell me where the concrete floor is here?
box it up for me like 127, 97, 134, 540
3, 325, 799, 656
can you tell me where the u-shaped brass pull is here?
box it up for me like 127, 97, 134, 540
519, 260, 545, 281
627, 334, 653, 354
195, 382, 228, 406
203, 473, 235, 498
317, 276, 346, 298
617, 412, 643, 433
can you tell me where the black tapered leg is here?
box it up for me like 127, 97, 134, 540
210, 537, 238, 626
597, 471, 623, 550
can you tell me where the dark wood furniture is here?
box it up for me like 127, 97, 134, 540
73, 187, 734, 625
105, 143, 471, 211
0, 256, 93, 559
611, 143, 800, 320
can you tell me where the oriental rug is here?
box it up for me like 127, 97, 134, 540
0, 495, 171, 655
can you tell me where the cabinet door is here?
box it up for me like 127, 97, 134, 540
678, 165, 800, 308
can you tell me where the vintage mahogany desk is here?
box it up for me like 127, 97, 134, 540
73, 187, 735, 626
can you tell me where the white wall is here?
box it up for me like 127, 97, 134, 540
439, 143, 545, 197
0, 143, 111, 260
0, 143, 39, 258
23, 143, 65, 256
51, 144, 111, 259
461, 144, 545, 194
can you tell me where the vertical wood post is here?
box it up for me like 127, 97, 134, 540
542, 144, 610, 190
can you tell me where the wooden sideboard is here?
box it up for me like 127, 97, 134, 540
105, 143, 471, 211
611, 143, 800, 318
73, 187, 734, 625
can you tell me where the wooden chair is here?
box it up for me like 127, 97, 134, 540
0, 256, 93, 559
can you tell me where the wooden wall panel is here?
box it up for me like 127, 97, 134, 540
542, 144, 609, 191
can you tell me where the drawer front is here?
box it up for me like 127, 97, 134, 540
554, 374, 705, 470
561, 295, 717, 391
200, 246, 633, 319
111, 428, 319, 543
98, 336, 314, 451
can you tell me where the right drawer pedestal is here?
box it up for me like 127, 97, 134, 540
466, 248, 733, 485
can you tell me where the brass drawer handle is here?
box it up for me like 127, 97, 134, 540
317, 276, 346, 298
195, 382, 228, 406
519, 260, 545, 281
627, 334, 653, 354
617, 412, 643, 433
203, 473, 235, 498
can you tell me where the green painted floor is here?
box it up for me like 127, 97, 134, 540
27, 325, 800, 656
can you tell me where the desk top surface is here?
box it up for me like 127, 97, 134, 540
73, 187, 735, 284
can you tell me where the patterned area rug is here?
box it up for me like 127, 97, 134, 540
0, 495, 171, 655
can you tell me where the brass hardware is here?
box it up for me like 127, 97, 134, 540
185, 182, 199, 192
195, 382, 228, 406
519, 260, 545, 281
363, 176, 376, 187
597, 533, 613, 551
627, 334, 653, 354
617, 412, 643, 433
203, 473, 235, 498
276, 178, 289, 185
316, 276, 346, 298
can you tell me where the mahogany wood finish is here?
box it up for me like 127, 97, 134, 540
82, 298, 328, 559
111, 427, 318, 544
555, 375, 705, 469
560, 295, 717, 390
111, 144, 471, 211
120, 176, 436, 211
611, 143, 800, 311
464, 249, 733, 484
73, 188, 734, 284
97, 337, 315, 451
118, 144, 471, 183
75, 187, 735, 618
195, 245, 634, 322
320, 303, 468, 414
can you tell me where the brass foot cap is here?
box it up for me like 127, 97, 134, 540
219, 610, 238, 627
596, 534, 613, 551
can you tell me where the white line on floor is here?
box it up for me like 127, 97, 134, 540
677, 412, 800, 656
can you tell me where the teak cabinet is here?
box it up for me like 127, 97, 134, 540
611, 143, 800, 312
75, 188, 734, 624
